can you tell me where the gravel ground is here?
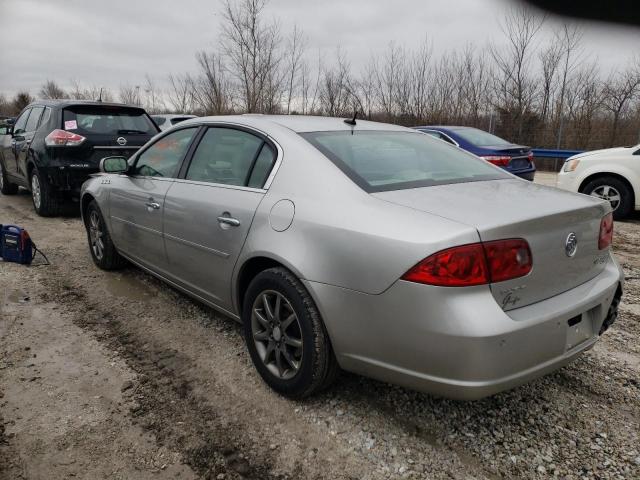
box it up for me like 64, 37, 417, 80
1, 174, 639, 480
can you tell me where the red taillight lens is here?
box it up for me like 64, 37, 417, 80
599, 213, 614, 250
528, 151, 534, 161
45, 129, 86, 147
483, 239, 532, 283
480, 155, 511, 167
402, 239, 532, 287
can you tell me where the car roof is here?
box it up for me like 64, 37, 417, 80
181, 114, 411, 133
27, 99, 146, 109
152, 114, 196, 118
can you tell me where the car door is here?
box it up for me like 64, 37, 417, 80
163, 126, 278, 311
4, 108, 33, 179
107, 127, 199, 274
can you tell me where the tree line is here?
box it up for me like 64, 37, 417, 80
1, 0, 639, 150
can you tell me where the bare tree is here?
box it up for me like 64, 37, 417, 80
167, 73, 195, 113
193, 51, 232, 115
39, 80, 66, 99
221, 0, 284, 112
602, 66, 640, 146
284, 25, 306, 114
11, 91, 34, 114
119, 84, 141, 106
143, 74, 165, 113
489, 6, 543, 141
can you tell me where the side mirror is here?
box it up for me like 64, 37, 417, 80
100, 156, 129, 174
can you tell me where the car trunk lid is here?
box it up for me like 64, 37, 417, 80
374, 179, 610, 310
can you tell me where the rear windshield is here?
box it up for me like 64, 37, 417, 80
63, 106, 158, 135
451, 128, 511, 147
301, 130, 509, 192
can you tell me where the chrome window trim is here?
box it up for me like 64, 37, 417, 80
171, 177, 267, 194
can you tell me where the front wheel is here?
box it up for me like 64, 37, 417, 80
242, 267, 339, 398
0, 162, 19, 195
84, 200, 127, 270
582, 176, 633, 220
30, 168, 60, 217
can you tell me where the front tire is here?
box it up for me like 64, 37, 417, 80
30, 168, 60, 217
84, 200, 127, 270
0, 162, 19, 195
582, 176, 633, 220
242, 267, 339, 398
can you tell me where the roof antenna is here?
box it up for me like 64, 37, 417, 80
98, 88, 103, 102
344, 110, 357, 126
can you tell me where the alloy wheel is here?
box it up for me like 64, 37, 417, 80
251, 290, 303, 380
31, 175, 41, 209
89, 210, 105, 260
590, 185, 621, 211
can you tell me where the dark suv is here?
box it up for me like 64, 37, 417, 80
0, 100, 160, 216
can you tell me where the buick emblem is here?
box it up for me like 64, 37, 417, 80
565, 232, 578, 257
116, 137, 127, 146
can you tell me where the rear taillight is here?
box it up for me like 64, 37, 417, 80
45, 129, 86, 147
402, 239, 532, 287
480, 155, 511, 167
599, 213, 614, 250
528, 151, 534, 161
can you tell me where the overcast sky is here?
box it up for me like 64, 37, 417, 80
1, 0, 639, 99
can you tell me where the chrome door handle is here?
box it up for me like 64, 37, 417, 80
217, 216, 240, 227
145, 201, 161, 210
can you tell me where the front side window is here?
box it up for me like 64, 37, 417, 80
13, 109, 31, 135
302, 130, 509, 192
185, 127, 268, 187
134, 127, 197, 178
24, 106, 44, 133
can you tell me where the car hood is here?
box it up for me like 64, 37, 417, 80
571, 146, 632, 160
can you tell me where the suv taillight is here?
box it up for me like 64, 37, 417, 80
480, 155, 511, 167
402, 239, 532, 287
599, 213, 614, 250
45, 129, 86, 147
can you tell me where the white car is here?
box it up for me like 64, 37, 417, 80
151, 114, 196, 131
556, 144, 640, 219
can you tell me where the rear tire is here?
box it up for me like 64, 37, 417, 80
242, 267, 339, 398
0, 162, 19, 195
582, 176, 633, 220
84, 199, 127, 270
30, 168, 60, 217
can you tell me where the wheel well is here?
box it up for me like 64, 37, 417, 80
236, 256, 286, 314
27, 162, 35, 180
80, 193, 95, 223
579, 172, 635, 203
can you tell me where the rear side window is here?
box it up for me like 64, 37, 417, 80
247, 144, 276, 188
134, 127, 197, 178
302, 130, 509, 192
452, 128, 510, 147
170, 117, 192, 125
185, 127, 267, 187
63, 106, 158, 135
151, 116, 166, 126
24, 106, 44, 133
38, 107, 52, 129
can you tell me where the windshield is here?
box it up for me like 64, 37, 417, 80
63, 106, 158, 135
452, 128, 512, 147
302, 130, 509, 192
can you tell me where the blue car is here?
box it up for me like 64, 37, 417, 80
413, 126, 536, 181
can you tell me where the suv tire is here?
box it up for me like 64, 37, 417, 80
30, 167, 61, 217
0, 162, 19, 195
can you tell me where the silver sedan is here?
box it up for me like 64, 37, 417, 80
80, 115, 623, 399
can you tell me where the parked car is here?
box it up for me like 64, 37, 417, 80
413, 126, 536, 181
556, 144, 640, 220
81, 115, 622, 400
0, 100, 160, 216
151, 114, 197, 131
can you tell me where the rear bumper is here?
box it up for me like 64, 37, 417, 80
306, 255, 623, 400
40, 165, 98, 193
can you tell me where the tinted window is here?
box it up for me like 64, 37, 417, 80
38, 107, 51, 129
13, 109, 30, 134
151, 116, 166, 126
452, 128, 511, 147
247, 144, 276, 188
134, 128, 197, 178
302, 130, 509, 192
24, 106, 44, 133
63, 106, 158, 135
186, 128, 264, 186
